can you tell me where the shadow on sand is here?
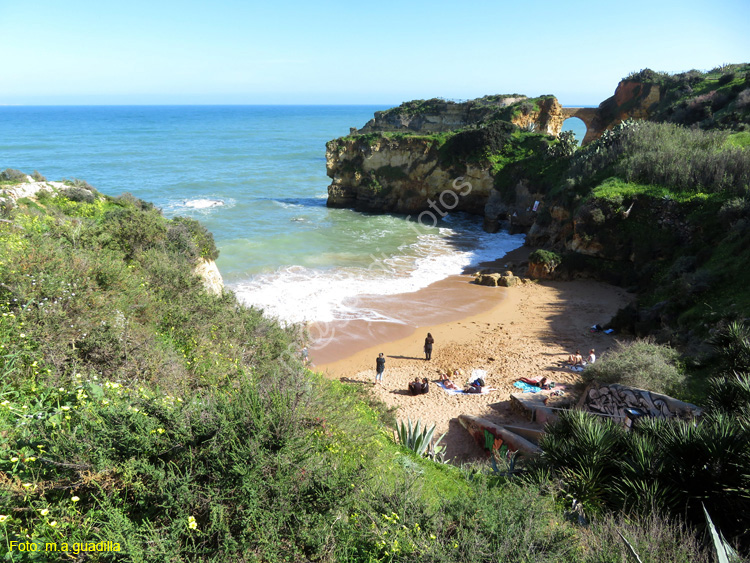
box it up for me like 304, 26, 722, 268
387, 355, 426, 361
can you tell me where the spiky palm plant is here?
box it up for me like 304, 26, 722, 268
710, 321, 750, 375
538, 410, 625, 514
615, 429, 678, 514
635, 414, 750, 547
706, 371, 750, 418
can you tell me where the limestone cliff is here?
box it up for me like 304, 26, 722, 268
326, 135, 493, 215
327, 95, 568, 228
193, 258, 224, 296
326, 80, 668, 233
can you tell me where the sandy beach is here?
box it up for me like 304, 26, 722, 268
313, 263, 633, 461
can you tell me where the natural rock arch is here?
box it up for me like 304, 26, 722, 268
560, 107, 600, 145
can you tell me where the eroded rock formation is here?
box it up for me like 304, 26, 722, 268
326, 79, 662, 231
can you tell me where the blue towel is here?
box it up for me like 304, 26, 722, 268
513, 381, 541, 393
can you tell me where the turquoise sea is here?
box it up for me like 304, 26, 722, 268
1, 106, 584, 325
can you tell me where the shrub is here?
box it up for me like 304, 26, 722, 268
568, 120, 750, 197
705, 372, 750, 418
719, 197, 750, 224
583, 339, 685, 395
31, 170, 46, 182
537, 410, 626, 514
440, 120, 516, 164
59, 186, 96, 203
737, 88, 750, 110
579, 511, 710, 563
99, 206, 168, 260
547, 130, 578, 158
168, 217, 219, 261
709, 321, 750, 375
529, 249, 562, 268
0, 168, 27, 183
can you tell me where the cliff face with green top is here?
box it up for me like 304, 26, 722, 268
325, 78, 684, 229
327, 65, 750, 341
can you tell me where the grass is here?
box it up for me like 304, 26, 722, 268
727, 131, 750, 148
589, 177, 717, 205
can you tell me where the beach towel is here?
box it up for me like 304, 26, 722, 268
436, 381, 464, 395
513, 381, 542, 393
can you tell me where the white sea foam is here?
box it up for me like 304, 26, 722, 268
162, 197, 235, 216
230, 228, 525, 324
184, 198, 225, 209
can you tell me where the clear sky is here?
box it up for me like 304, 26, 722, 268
1, 0, 748, 106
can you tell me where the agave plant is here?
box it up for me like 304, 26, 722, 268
396, 418, 446, 460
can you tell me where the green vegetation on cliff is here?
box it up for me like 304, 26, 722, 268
535, 120, 750, 347
1, 177, 722, 561
626, 64, 750, 130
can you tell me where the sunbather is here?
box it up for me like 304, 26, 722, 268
519, 376, 547, 388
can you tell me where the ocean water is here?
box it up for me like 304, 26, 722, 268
0, 105, 526, 325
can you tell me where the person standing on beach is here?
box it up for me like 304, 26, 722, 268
424, 333, 434, 361
375, 352, 385, 385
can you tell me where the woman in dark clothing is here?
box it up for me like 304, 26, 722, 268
424, 333, 434, 361
375, 352, 385, 385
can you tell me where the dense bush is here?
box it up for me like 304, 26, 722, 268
567, 120, 750, 196
440, 120, 517, 164
59, 186, 96, 203
709, 320, 750, 374
0, 168, 27, 183
582, 339, 684, 395
168, 216, 219, 261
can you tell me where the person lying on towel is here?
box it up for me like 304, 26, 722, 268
519, 376, 548, 388
439, 372, 460, 390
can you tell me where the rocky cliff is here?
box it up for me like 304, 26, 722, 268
326, 135, 494, 216
326, 82, 667, 229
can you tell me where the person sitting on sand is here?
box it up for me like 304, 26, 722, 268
586, 349, 596, 364
567, 350, 584, 366
408, 377, 422, 395
420, 378, 429, 394
566, 350, 579, 364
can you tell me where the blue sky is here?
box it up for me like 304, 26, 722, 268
1, 0, 748, 106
